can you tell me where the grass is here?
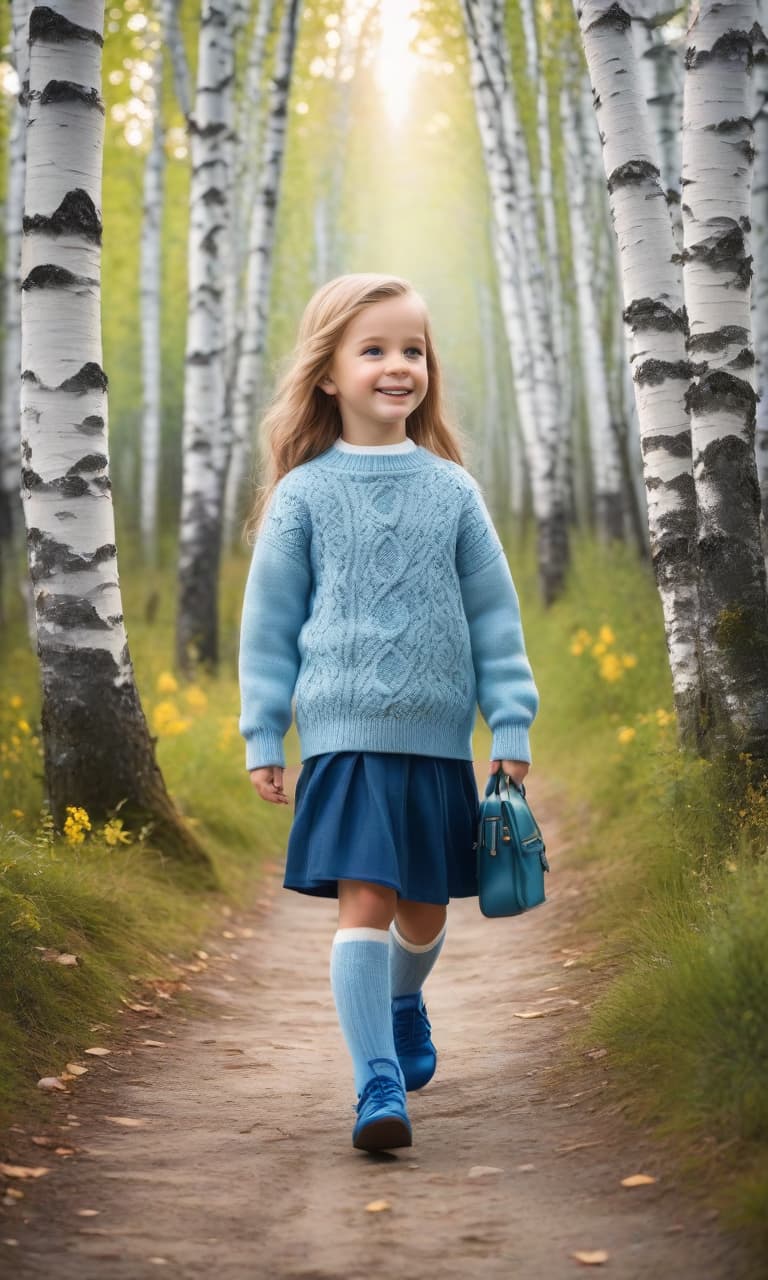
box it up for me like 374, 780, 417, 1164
508, 527, 768, 1253
1, 526, 767, 1259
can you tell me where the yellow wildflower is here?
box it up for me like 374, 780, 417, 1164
183, 685, 208, 711
156, 671, 178, 695
102, 818, 132, 846
573, 628, 592, 646
10, 808, 24, 820
617, 726, 636, 745
569, 640, 585, 656
655, 708, 675, 727
599, 653, 624, 683
591, 642, 607, 657
9, 695, 22, 709
598, 625, 616, 646
621, 654, 637, 669
64, 806, 91, 845
17, 719, 31, 735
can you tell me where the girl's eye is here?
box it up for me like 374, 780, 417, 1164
360, 347, 424, 358
362, 346, 382, 356
405, 348, 424, 358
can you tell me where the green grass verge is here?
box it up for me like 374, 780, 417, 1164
506, 526, 768, 1253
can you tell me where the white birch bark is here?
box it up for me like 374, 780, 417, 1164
0, 0, 33, 604
162, 0, 191, 120
752, 0, 768, 529
680, 0, 768, 756
140, 39, 165, 567
461, 0, 570, 604
576, 0, 703, 744
630, 0, 684, 247
20, 1, 210, 867
223, 0, 303, 549
562, 84, 625, 540
175, 0, 237, 673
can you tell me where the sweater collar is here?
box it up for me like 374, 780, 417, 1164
314, 441, 432, 473
333, 436, 417, 454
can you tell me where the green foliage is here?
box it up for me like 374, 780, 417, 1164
513, 532, 768, 1252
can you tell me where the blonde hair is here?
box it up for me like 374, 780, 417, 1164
243, 272, 472, 543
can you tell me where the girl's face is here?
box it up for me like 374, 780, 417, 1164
318, 294, 429, 441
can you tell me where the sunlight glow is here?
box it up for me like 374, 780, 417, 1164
374, 0, 419, 126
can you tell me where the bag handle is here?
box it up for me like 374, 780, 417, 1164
484, 769, 526, 800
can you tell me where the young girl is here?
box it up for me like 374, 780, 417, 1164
238, 273, 539, 1153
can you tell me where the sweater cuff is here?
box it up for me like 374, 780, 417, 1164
245, 730, 286, 771
490, 723, 532, 765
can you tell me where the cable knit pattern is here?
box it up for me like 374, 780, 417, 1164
238, 444, 539, 769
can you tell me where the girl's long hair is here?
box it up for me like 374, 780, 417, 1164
243, 273, 473, 543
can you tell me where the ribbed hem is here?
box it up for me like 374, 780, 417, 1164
490, 722, 533, 765
244, 729, 286, 771
312, 444, 433, 474
297, 713, 475, 762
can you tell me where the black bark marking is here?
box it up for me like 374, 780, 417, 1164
634, 358, 693, 386
37, 593, 111, 630
685, 29, 754, 72
27, 527, 116, 580
20, 363, 108, 393
730, 347, 755, 370
30, 6, 104, 47
22, 468, 89, 498
686, 369, 756, 423
697, 435, 761, 511
679, 222, 752, 290
21, 264, 97, 291
713, 115, 754, 135
23, 189, 102, 243
607, 158, 662, 193
201, 187, 227, 206
76, 415, 105, 435
624, 296, 687, 335
54, 511, 77, 521
39, 80, 104, 113
189, 120, 228, 140
642, 429, 692, 458
688, 324, 751, 354
67, 453, 108, 475
200, 224, 225, 255
582, 2, 631, 35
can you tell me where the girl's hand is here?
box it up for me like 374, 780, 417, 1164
489, 758, 529, 787
249, 765, 290, 805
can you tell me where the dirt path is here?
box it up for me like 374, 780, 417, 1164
1, 767, 756, 1279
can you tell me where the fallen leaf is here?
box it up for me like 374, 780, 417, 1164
365, 1199, 391, 1213
468, 1165, 504, 1178
56, 953, 79, 966
141, 1040, 164, 1048
515, 1163, 536, 1172
621, 1173, 657, 1187
76, 1209, 99, 1217
513, 1010, 545, 1019
54, 1147, 75, 1157
571, 1250, 609, 1265
126, 1002, 154, 1012
84, 1047, 111, 1057
103, 1116, 148, 1128
37, 1076, 67, 1092
585, 1048, 608, 1060
0, 1163, 50, 1179
66, 1064, 89, 1076
30, 1137, 56, 1148
4, 1189, 23, 1200
556, 1141, 603, 1154
2, 1239, 18, 1246
563, 959, 578, 968
195, 950, 209, 960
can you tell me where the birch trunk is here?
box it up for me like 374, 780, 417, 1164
223, 0, 303, 549
140, 39, 165, 567
562, 84, 625, 540
752, 1, 768, 531
680, 0, 768, 757
461, 0, 570, 604
0, 0, 33, 622
20, 1, 213, 872
175, 0, 236, 674
630, 1, 684, 248
576, 0, 703, 746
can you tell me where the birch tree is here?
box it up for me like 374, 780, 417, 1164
140, 34, 165, 566
0, 0, 32, 619
753, 0, 768, 527
679, 0, 768, 757
20, 1, 212, 872
175, 0, 237, 674
223, 0, 303, 549
460, 0, 570, 604
575, 0, 703, 746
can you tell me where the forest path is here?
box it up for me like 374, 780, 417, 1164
2, 767, 754, 1279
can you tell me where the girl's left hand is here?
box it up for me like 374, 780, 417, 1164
489, 758, 529, 786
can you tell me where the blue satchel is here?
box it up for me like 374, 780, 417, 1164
474, 770, 549, 918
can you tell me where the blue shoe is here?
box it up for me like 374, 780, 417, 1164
352, 1057, 412, 1152
392, 991, 437, 1091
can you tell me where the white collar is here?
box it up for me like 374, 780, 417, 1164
333, 436, 417, 454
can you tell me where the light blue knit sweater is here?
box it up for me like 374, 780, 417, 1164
238, 440, 539, 770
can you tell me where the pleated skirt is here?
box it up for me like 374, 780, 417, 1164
283, 751, 482, 905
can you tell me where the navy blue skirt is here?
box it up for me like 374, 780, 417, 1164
284, 751, 481, 904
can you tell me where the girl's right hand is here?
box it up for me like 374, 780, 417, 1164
249, 765, 289, 805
